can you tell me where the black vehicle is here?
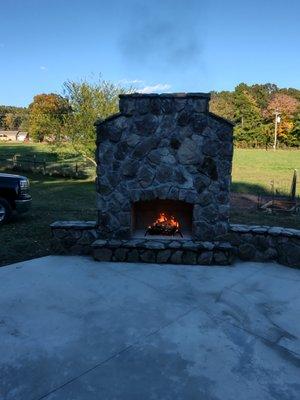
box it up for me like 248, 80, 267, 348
0, 173, 32, 224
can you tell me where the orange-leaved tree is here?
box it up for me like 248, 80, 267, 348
28, 93, 71, 142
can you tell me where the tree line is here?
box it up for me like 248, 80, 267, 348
210, 83, 300, 148
0, 105, 28, 131
0, 79, 126, 164
0, 80, 299, 163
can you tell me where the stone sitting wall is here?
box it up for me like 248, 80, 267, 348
51, 222, 300, 268
218, 224, 300, 268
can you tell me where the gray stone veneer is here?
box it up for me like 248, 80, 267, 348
51, 222, 300, 268
95, 93, 234, 241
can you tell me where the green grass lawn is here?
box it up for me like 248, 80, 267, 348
0, 142, 95, 178
232, 148, 300, 195
0, 145, 299, 266
0, 173, 96, 266
0, 142, 79, 161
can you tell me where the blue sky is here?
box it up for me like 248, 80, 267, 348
0, 0, 299, 106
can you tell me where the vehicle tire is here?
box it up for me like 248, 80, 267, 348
0, 197, 12, 225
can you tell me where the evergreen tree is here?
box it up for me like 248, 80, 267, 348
233, 84, 263, 146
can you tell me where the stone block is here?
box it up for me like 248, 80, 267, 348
135, 114, 159, 136
262, 247, 278, 261
253, 235, 270, 251
126, 134, 140, 147
168, 241, 182, 249
52, 229, 68, 239
170, 250, 183, 264
144, 241, 165, 250
136, 98, 150, 114
213, 251, 230, 265
140, 250, 156, 263
132, 137, 160, 159
119, 97, 136, 115
93, 248, 113, 261
197, 190, 214, 206
155, 164, 173, 183
202, 139, 219, 157
69, 244, 85, 255
194, 174, 211, 193
114, 248, 129, 262
277, 242, 300, 268
182, 251, 197, 265
182, 241, 199, 251
157, 250, 171, 263
127, 249, 140, 262
138, 165, 155, 188
113, 228, 131, 240
122, 159, 139, 177
268, 226, 284, 236
123, 239, 145, 248
77, 230, 98, 245
178, 138, 203, 165
198, 241, 215, 250
201, 204, 219, 223
193, 221, 215, 241
198, 251, 213, 265
177, 110, 191, 126
238, 243, 256, 261
92, 239, 107, 247
106, 239, 123, 248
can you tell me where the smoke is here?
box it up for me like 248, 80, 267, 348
119, 0, 204, 70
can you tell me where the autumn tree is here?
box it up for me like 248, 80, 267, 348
28, 94, 71, 142
0, 106, 28, 130
264, 93, 299, 145
211, 83, 300, 147
248, 83, 278, 110
266, 93, 299, 117
291, 114, 300, 146
210, 91, 235, 121
3, 113, 21, 130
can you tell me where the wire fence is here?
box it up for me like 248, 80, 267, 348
0, 154, 95, 179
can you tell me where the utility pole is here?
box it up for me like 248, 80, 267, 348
273, 111, 281, 150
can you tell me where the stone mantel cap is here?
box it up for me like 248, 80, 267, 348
119, 92, 211, 99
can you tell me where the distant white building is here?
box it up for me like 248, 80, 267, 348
0, 130, 29, 142
16, 131, 28, 141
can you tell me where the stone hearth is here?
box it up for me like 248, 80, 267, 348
93, 92, 234, 264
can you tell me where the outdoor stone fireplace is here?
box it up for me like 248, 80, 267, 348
92, 93, 235, 264
50, 92, 300, 267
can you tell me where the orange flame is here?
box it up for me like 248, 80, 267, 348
150, 212, 179, 229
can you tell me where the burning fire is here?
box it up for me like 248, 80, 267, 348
153, 213, 179, 229
145, 212, 182, 236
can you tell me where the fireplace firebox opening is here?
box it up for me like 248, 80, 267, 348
132, 199, 193, 239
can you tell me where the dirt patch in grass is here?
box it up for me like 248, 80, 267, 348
230, 192, 300, 228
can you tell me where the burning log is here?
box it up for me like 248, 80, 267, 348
145, 212, 183, 237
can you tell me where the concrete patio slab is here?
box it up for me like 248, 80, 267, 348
0, 256, 299, 400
